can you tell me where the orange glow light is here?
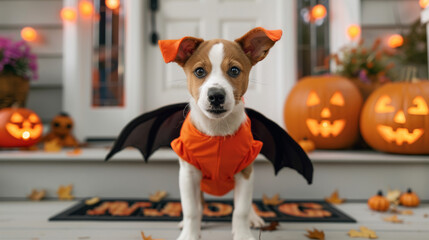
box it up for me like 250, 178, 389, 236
420, 0, 429, 8
61, 7, 77, 21
20, 27, 37, 42
79, 1, 94, 17
105, 0, 120, 10
347, 24, 361, 40
311, 4, 327, 20
388, 34, 404, 48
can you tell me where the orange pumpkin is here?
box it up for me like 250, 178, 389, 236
368, 190, 390, 212
360, 81, 429, 154
399, 188, 420, 207
0, 108, 43, 147
284, 75, 363, 149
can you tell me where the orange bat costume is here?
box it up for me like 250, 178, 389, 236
171, 114, 263, 196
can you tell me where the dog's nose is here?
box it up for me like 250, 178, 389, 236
208, 88, 226, 106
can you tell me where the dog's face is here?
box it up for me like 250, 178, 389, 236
159, 27, 282, 119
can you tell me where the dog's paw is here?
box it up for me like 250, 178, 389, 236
249, 210, 265, 228
177, 230, 200, 240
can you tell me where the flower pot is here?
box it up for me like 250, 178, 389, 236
0, 73, 30, 109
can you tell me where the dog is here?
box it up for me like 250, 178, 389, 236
158, 27, 282, 240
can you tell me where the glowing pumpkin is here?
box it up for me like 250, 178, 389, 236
284, 75, 363, 149
360, 81, 429, 154
0, 108, 43, 147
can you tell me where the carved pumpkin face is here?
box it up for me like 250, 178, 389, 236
51, 113, 74, 137
284, 76, 363, 149
0, 108, 43, 147
360, 81, 429, 154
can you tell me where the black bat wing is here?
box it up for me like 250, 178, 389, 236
105, 103, 189, 161
245, 108, 313, 184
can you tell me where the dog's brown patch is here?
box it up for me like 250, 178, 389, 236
241, 164, 253, 179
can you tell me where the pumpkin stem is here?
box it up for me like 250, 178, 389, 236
407, 188, 412, 193
377, 190, 383, 196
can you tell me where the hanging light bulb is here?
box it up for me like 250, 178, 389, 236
105, 0, 120, 10
347, 24, 361, 40
61, 7, 77, 22
21, 27, 37, 42
420, 0, 429, 8
388, 34, 404, 48
79, 1, 94, 17
311, 4, 327, 21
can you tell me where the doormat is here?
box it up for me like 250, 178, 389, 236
49, 198, 356, 223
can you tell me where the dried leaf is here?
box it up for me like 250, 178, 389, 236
401, 210, 413, 215
386, 189, 401, 204
424, 213, 428, 218
27, 189, 46, 201
44, 139, 62, 152
85, 197, 100, 205
260, 221, 279, 231
390, 208, 413, 215
57, 184, 74, 200
305, 228, 325, 240
348, 226, 378, 239
149, 190, 168, 202
383, 215, 403, 223
67, 148, 82, 156
325, 190, 345, 204
262, 194, 283, 205
140, 231, 164, 240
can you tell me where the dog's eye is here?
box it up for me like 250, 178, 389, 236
194, 67, 207, 78
228, 67, 241, 78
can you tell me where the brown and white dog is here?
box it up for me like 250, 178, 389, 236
158, 27, 282, 240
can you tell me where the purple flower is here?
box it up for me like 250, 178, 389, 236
0, 36, 38, 80
358, 70, 370, 84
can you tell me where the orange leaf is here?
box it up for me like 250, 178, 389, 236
262, 194, 283, 205
305, 228, 325, 239
149, 190, 168, 202
260, 221, 279, 231
57, 184, 74, 200
348, 226, 378, 239
140, 231, 164, 240
67, 147, 82, 156
27, 189, 46, 201
325, 190, 345, 204
383, 215, 403, 223
44, 139, 62, 152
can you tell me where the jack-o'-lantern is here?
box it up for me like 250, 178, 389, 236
360, 81, 429, 154
0, 108, 43, 147
42, 112, 79, 147
284, 75, 363, 149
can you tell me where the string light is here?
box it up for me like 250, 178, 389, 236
79, 1, 94, 17
61, 7, 77, 21
420, 0, 429, 8
311, 4, 327, 20
347, 24, 361, 40
388, 34, 404, 48
105, 0, 120, 10
21, 27, 37, 42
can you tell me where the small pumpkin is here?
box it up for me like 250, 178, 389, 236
284, 75, 363, 149
360, 81, 429, 154
0, 107, 43, 147
368, 190, 390, 212
298, 138, 315, 153
399, 188, 420, 207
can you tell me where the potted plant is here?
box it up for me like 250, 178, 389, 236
0, 37, 38, 108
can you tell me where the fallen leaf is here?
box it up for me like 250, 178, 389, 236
383, 215, 403, 223
260, 221, 279, 231
325, 190, 345, 204
27, 189, 46, 201
386, 189, 401, 205
401, 210, 413, 215
348, 226, 378, 239
57, 184, 74, 200
85, 197, 100, 205
67, 148, 82, 156
390, 208, 413, 215
44, 139, 62, 152
262, 194, 283, 205
305, 228, 325, 239
424, 213, 428, 218
149, 190, 168, 202
140, 231, 164, 240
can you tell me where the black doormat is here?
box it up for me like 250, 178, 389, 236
49, 198, 356, 223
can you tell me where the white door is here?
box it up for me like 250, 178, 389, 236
143, 0, 297, 125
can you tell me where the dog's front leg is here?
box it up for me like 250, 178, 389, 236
177, 158, 202, 240
232, 166, 256, 240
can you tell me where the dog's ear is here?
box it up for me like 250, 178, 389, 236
235, 27, 282, 65
158, 37, 204, 66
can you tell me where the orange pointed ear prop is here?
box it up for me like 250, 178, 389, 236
235, 27, 282, 65
158, 37, 204, 66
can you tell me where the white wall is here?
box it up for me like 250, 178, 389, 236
0, 0, 64, 122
